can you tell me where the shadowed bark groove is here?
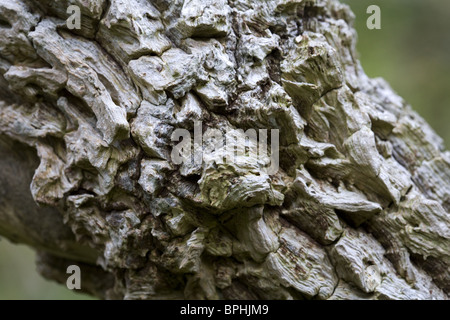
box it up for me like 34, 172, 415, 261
0, 0, 448, 300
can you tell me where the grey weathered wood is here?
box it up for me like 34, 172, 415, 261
0, 0, 448, 299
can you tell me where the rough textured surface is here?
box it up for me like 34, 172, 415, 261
0, 0, 448, 300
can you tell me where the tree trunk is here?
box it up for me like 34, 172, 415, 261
0, 0, 448, 300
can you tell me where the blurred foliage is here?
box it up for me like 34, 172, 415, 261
0, 0, 448, 300
343, 0, 450, 146
0, 239, 94, 300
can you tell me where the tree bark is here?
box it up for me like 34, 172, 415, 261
0, 0, 448, 300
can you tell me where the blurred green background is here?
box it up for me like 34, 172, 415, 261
0, 239, 92, 299
0, 0, 449, 300
342, 0, 450, 146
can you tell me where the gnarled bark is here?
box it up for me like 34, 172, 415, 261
0, 0, 448, 300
